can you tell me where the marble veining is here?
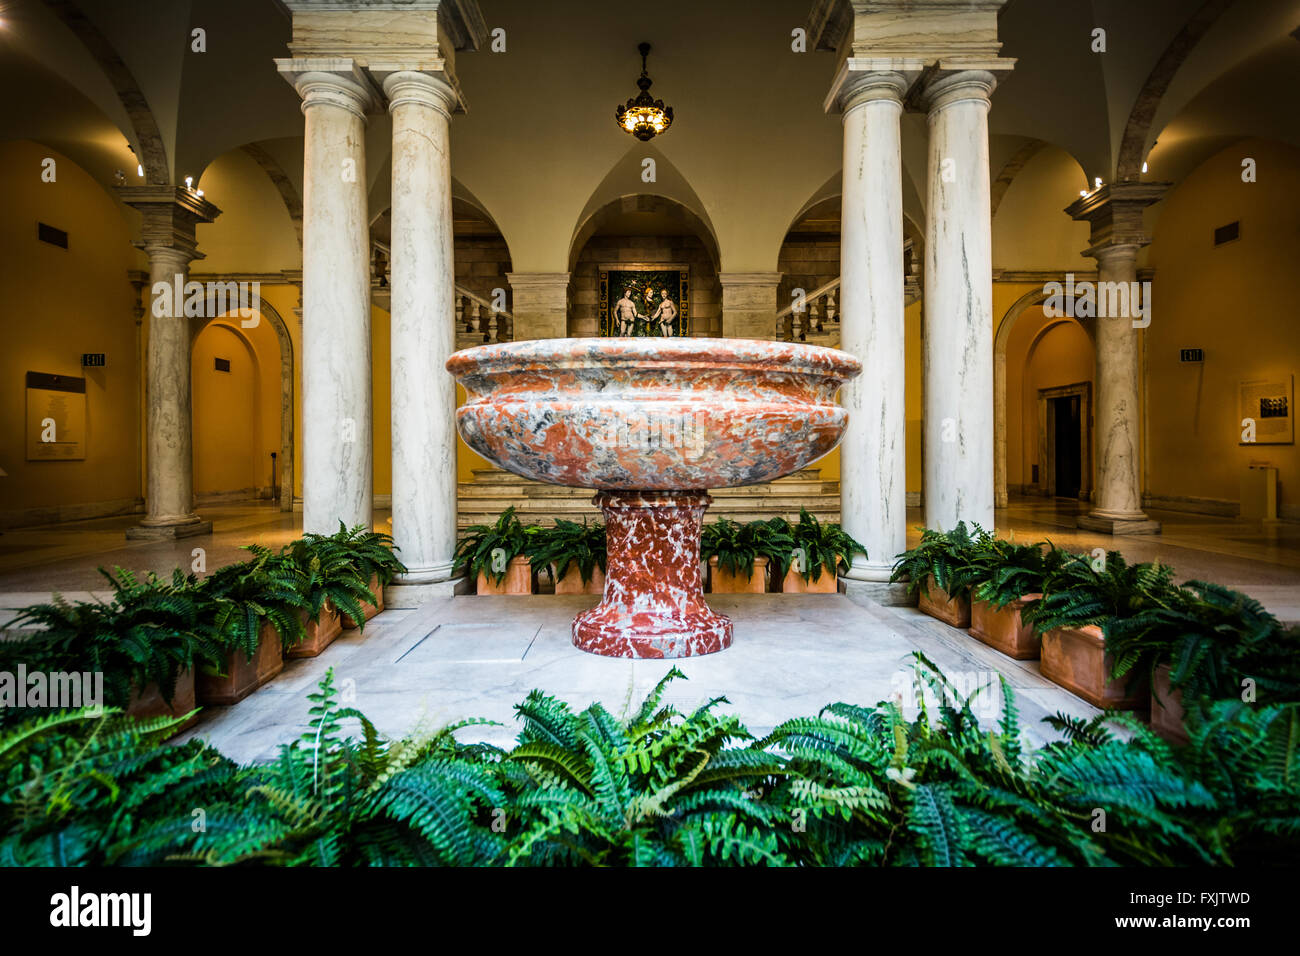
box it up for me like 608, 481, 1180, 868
447, 337, 862, 658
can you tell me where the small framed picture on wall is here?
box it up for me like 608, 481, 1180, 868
1238, 375, 1294, 445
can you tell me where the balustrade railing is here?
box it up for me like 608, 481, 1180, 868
370, 239, 513, 343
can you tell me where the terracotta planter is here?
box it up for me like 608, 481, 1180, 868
1150, 663, 1189, 744
781, 566, 838, 593
127, 667, 198, 733
286, 603, 343, 659
553, 563, 605, 595
969, 595, 1041, 660
341, 572, 384, 630
477, 556, 533, 595
708, 556, 768, 594
918, 576, 971, 628
1040, 624, 1148, 709
197, 620, 284, 706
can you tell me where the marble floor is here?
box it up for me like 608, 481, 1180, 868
177, 593, 1109, 763
3, 496, 1296, 761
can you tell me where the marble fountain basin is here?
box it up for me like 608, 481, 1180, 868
446, 337, 862, 659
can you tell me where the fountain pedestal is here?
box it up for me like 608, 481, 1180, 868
573, 491, 731, 659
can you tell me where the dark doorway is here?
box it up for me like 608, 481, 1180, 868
1051, 395, 1082, 499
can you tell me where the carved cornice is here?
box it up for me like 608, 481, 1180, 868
116, 185, 221, 257
1065, 181, 1171, 255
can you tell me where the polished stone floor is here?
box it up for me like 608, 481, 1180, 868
3, 496, 1296, 761
176, 593, 1109, 763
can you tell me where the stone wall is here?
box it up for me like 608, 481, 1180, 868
777, 234, 840, 316
453, 235, 512, 311
570, 235, 721, 337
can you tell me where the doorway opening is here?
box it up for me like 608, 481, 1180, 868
1037, 381, 1091, 501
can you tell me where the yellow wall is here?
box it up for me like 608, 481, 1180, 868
0, 141, 142, 521
191, 318, 281, 496
1147, 138, 1300, 510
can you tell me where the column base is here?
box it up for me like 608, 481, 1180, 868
126, 519, 213, 541
383, 577, 470, 607
1076, 513, 1162, 535
573, 490, 733, 659
843, 579, 916, 607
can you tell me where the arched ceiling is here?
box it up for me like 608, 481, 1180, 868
2, 0, 1296, 273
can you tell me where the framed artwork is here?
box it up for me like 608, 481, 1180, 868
26, 371, 86, 460
1238, 375, 1294, 445
599, 263, 690, 337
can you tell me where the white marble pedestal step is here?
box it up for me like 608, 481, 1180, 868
180, 593, 1103, 764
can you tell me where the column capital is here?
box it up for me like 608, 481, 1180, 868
1066, 181, 1171, 258
917, 69, 1000, 114
275, 58, 380, 119
825, 63, 911, 115
117, 185, 221, 259
378, 69, 462, 116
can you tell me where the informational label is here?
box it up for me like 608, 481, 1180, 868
25, 371, 86, 461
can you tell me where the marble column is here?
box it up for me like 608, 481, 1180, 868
921, 71, 997, 533
382, 70, 462, 599
118, 187, 221, 540
279, 64, 376, 534
833, 70, 909, 602
719, 273, 782, 340
1067, 182, 1166, 535
507, 273, 570, 340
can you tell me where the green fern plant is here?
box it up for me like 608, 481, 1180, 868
528, 519, 607, 587
787, 508, 866, 583
453, 507, 539, 585
890, 521, 992, 599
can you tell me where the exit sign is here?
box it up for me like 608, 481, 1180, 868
81, 353, 106, 367
1180, 348, 1204, 363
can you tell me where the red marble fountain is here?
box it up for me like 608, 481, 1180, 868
446, 338, 861, 659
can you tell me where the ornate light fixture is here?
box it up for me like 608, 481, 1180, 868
615, 42, 673, 141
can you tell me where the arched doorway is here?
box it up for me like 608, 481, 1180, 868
996, 291, 1096, 507
191, 297, 295, 511
567, 194, 721, 337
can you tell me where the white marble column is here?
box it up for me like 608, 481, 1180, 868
119, 186, 220, 540
1079, 243, 1159, 533
282, 66, 375, 534
1066, 181, 1166, 535
835, 71, 909, 600
383, 70, 461, 597
922, 71, 997, 533
135, 245, 206, 536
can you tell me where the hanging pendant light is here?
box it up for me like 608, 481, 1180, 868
615, 42, 674, 141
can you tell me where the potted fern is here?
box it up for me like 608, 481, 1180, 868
454, 507, 537, 595
6, 568, 221, 731
701, 519, 772, 593
1025, 551, 1176, 709
780, 509, 864, 593
326, 523, 405, 628
280, 534, 377, 657
530, 519, 607, 595
890, 522, 989, 627
1103, 581, 1298, 742
966, 539, 1068, 659
198, 548, 306, 705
